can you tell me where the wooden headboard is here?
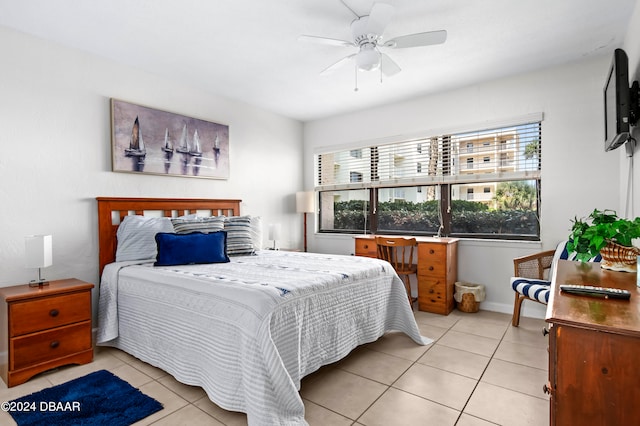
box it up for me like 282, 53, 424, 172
96, 197, 241, 275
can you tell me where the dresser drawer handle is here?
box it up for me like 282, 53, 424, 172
49, 309, 59, 317
429, 249, 435, 254
428, 266, 434, 271
50, 340, 60, 349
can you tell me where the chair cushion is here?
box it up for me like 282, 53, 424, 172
511, 278, 551, 304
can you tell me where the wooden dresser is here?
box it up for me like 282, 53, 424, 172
0, 278, 94, 387
546, 260, 640, 425
354, 236, 458, 315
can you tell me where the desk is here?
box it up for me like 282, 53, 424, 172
354, 236, 458, 315
546, 260, 640, 425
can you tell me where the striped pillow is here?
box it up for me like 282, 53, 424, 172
171, 216, 225, 234
224, 216, 256, 256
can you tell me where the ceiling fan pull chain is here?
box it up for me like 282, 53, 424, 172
354, 64, 359, 92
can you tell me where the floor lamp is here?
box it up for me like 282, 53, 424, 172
296, 191, 314, 252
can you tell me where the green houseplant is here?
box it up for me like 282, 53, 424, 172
567, 209, 640, 271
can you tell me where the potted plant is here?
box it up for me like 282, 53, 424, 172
567, 209, 640, 271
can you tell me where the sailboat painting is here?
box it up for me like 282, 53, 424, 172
111, 98, 230, 179
124, 116, 146, 157
162, 128, 174, 154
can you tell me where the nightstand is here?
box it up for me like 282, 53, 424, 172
0, 278, 94, 387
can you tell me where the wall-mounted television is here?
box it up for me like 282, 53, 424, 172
603, 48, 638, 152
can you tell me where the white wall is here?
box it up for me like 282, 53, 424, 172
303, 54, 621, 317
622, 1, 640, 218
0, 27, 304, 297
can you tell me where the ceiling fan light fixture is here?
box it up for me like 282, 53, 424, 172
356, 45, 380, 71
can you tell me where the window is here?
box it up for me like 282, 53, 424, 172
466, 158, 474, 169
315, 116, 542, 240
467, 188, 474, 200
319, 189, 371, 233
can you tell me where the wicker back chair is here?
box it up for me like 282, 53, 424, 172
511, 240, 602, 326
511, 249, 555, 326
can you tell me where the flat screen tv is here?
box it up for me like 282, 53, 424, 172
604, 48, 631, 151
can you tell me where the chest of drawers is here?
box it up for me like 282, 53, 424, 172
417, 241, 458, 314
0, 278, 94, 387
546, 261, 640, 425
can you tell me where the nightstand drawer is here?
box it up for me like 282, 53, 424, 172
417, 244, 448, 276
11, 321, 92, 370
355, 238, 377, 258
418, 277, 450, 314
10, 291, 91, 337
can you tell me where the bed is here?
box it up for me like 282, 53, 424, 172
95, 197, 429, 425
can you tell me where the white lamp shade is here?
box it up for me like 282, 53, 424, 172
25, 235, 53, 268
296, 191, 315, 213
268, 224, 281, 241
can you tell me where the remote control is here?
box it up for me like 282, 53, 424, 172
560, 284, 631, 300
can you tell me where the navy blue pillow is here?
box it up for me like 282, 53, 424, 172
154, 231, 230, 266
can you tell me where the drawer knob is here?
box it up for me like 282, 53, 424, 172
543, 382, 552, 395
542, 328, 549, 336
364, 244, 368, 249
50, 340, 60, 349
429, 266, 434, 271
49, 309, 59, 317
429, 249, 435, 254
429, 289, 434, 294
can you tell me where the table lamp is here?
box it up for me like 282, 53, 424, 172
268, 224, 281, 250
25, 234, 52, 287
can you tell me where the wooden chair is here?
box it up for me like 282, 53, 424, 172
375, 236, 418, 307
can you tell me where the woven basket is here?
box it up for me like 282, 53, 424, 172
458, 293, 480, 313
600, 242, 640, 272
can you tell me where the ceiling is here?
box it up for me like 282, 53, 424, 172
0, 0, 636, 122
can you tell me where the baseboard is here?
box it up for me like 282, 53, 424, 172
479, 301, 546, 320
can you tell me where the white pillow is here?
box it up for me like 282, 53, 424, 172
116, 215, 174, 262
250, 216, 263, 249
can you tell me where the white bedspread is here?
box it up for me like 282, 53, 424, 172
97, 250, 430, 425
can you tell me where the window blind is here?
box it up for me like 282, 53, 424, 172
316, 121, 541, 191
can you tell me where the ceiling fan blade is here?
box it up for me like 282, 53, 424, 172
320, 54, 356, 75
384, 30, 447, 49
298, 35, 355, 48
365, 2, 395, 35
380, 53, 401, 76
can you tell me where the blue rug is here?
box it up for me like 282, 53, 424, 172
7, 370, 163, 426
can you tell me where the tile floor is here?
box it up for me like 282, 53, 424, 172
0, 310, 550, 425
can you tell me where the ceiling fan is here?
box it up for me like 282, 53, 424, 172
298, 1, 447, 86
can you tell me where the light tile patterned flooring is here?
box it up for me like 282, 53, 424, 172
0, 310, 550, 425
